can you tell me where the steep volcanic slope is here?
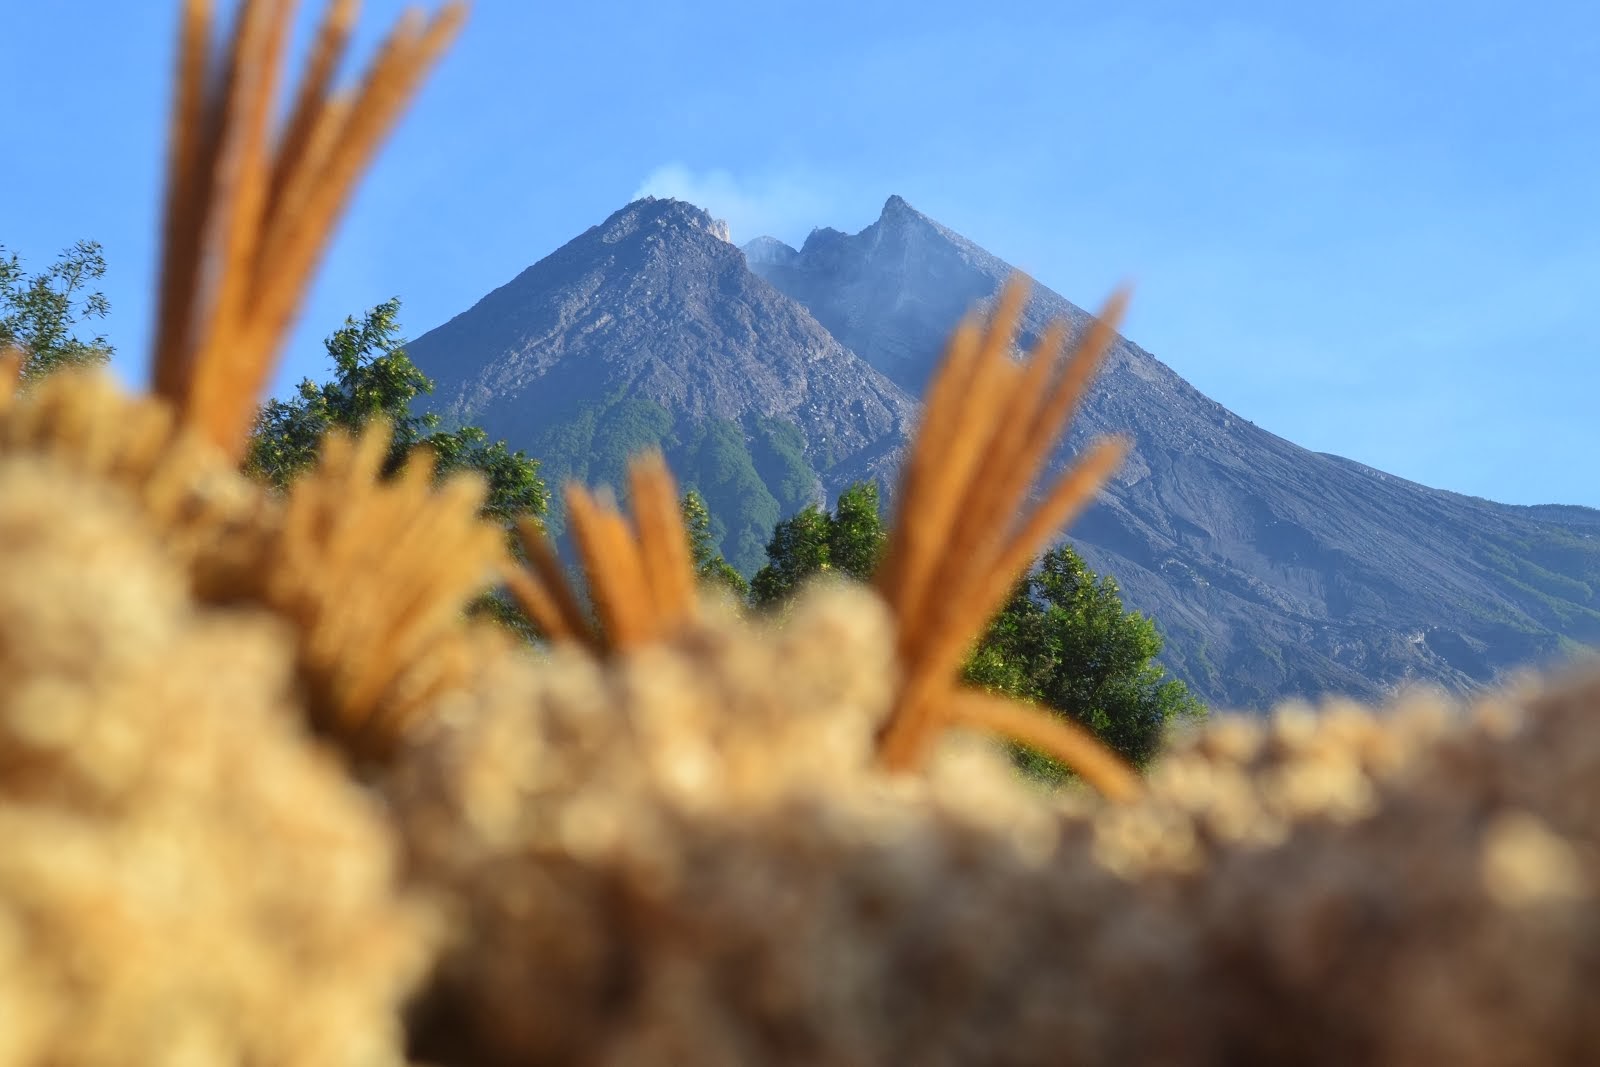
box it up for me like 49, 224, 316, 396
400, 192, 1599, 710
747, 196, 1055, 398
403, 198, 916, 574
748, 197, 1600, 708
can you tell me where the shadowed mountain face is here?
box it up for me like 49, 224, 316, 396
406, 193, 1600, 711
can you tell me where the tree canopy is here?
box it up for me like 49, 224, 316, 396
0, 240, 113, 383
243, 297, 548, 526
964, 545, 1205, 776
243, 301, 1205, 769
749, 481, 885, 606
747, 480, 1202, 777
683, 488, 750, 599
242, 299, 549, 640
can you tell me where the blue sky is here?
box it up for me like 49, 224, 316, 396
4, 1, 1596, 506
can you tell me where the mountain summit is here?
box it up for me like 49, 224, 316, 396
404, 197, 915, 572
405, 194, 1600, 709
745, 194, 1056, 396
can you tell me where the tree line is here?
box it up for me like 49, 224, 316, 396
2, 245, 1202, 779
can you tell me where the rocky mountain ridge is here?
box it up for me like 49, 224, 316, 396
404, 197, 915, 573
404, 193, 1600, 710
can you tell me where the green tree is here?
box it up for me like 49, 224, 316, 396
750, 481, 885, 606
242, 299, 549, 640
243, 297, 548, 526
964, 544, 1204, 778
751, 504, 833, 606
0, 240, 113, 383
750, 479, 1200, 779
828, 481, 888, 579
682, 488, 750, 598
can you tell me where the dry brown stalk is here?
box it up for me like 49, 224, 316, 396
150, 0, 466, 463
566, 484, 652, 650
873, 275, 1139, 793
511, 518, 599, 646
266, 0, 358, 217
629, 450, 698, 631
884, 437, 1131, 772
508, 450, 701, 656
944, 688, 1142, 802
254, 420, 506, 760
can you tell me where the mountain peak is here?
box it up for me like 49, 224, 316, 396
746, 194, 1086, 397
397, 191, 1600, 713
742, 235, 798, 267
400, 193, 917, 574
799, 226, 850, 257
879, 193, 919, 221
600, 196, 731, 244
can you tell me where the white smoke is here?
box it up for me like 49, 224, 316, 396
630, 164, 838, 246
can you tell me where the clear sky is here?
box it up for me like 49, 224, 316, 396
4, 1, 1596, 506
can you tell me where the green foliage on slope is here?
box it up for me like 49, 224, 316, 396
1467, 529, 1600, 636
523, 397, 822, 577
